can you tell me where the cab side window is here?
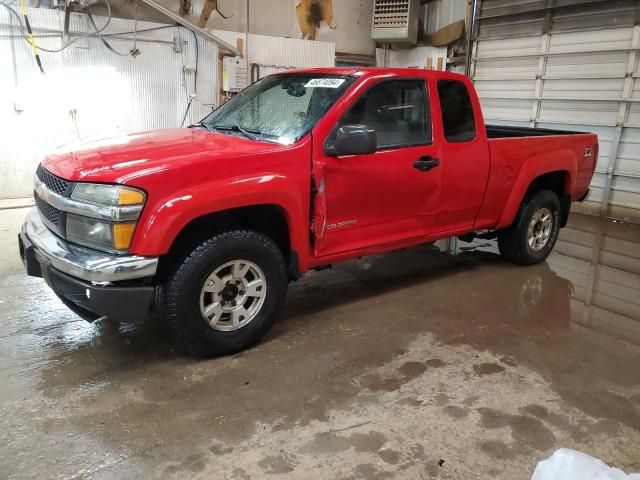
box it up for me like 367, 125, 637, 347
437, 80, 476, 143
337, 79, 430, 149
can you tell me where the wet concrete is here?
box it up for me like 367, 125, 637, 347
1, 207, 639, 479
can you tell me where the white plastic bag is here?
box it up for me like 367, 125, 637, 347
531, 449, 640, 480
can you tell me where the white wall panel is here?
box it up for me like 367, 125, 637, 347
545, 51, 628, 79
547, 28, 633, 55
474, 56, 539, 79
474, 79, 536, 99
210, 29, 335, 72
472, 1, 640, 222
375, 45, 447, 69
479, 98, 535, 122
618, 128, 640, 177
0, 6, 219, 199
423, 0, 468, 34
476, 34, 541, 57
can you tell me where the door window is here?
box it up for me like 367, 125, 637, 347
437, 80, 476, 143
332, 79, 430, 149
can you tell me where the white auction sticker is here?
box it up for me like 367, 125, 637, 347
304, 78, 346, 88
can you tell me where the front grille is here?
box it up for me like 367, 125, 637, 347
35, 194, 61, 226
36, 164, 70, 195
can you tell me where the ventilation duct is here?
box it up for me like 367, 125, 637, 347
371, 0, 419, 45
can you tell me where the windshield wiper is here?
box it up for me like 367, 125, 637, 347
213, 124, 262, 141
191, 121, 214, 133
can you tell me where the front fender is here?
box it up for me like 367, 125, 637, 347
129, 173, 308, 263
496, 149, 577, 229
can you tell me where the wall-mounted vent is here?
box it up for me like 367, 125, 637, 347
371, 0, 419, 45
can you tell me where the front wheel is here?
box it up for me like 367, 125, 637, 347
158, 230, 288, 357
498, 190, 561, 265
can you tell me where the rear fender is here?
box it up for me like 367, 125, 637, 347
496, 150, 577, 229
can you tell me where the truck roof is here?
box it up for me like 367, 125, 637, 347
281, 67, 468, 82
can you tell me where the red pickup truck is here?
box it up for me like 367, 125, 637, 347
19, 68, 597, 356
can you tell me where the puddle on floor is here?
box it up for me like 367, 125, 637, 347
1, 211, 639, 479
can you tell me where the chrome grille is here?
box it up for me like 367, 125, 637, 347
36, 164, 70, 195
34, 194, 61, 226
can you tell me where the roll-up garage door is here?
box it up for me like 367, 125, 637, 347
471, 0, 640, 222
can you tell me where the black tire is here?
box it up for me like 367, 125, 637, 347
498, 190, 561, 266
157, 230, 288, 357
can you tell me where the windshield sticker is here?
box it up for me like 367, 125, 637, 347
304, 78, 346, 88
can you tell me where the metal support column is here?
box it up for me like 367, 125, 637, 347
530, 0, 555, 128
600, 24, 639, 216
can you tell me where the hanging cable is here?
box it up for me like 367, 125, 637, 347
188, 27, 198, 93
16, 0, 44, 73
1, 0, 138, 56
129, 0, 140, 56
181, 94, 195, 127
62, 0, 71, 46
2, 0, 196, 64
1, 0, 112, 53
84, 0, 131, 56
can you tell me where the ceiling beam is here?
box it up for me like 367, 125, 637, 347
137, 0, 239, 55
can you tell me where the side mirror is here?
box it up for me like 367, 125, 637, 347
326, 124, 377, 156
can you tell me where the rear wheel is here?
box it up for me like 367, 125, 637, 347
158, 230, 288, 357
498, 190, 561, 265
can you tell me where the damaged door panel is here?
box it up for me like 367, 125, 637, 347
312, 78, 442, 258
311, 163, 328, 255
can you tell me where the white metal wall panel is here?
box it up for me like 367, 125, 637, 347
618, 128, 640, 177
210, 29, 335, 71
423, 0, 468, 34
0, 6, 220, 199
375, 45, 448, 68
472, 0, 640, 222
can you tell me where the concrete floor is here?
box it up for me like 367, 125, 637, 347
1, 207, 640, 480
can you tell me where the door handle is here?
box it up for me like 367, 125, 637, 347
413, 156, 440, 172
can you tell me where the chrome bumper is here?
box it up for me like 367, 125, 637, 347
22, 208, 158, 284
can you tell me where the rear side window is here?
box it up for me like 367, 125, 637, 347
437, 80, 476, 143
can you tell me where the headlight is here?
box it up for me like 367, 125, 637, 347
66, 215, 137, 253
71, 183, 146, 206
66, 183, 146, 253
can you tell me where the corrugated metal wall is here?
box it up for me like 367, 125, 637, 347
471, 0, 640, 222
0, 9, 335, 200
0, 6, 219, 199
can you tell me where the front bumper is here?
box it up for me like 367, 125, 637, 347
19, 208, 158, 321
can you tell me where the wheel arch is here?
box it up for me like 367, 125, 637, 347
497, 150, 577, 229
523, 171, 573, 227
157, 204, 299, 281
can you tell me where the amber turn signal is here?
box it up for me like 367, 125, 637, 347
113, 223, 136, 250
117, 188, 145, 206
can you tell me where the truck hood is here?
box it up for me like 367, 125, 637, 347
41, 128, 290, 184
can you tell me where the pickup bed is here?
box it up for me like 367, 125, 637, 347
19, 68, 597, 356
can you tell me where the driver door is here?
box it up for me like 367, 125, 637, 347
312, 78, 442, 257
